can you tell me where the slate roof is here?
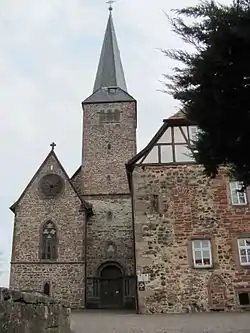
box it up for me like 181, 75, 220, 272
93, 11, 127, 93
83, 11, 134, 104
167, 110, 186, 120
82, 87, 135, 104
165, 109, 191, 126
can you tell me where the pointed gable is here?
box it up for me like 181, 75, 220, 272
166, 109, 190, 126
126, 110, 198, 178
168, 110, 186, 120
10, 149, 92, 215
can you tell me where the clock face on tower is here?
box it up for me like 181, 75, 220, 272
40, 174, 64, 197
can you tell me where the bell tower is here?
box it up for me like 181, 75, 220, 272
81, 6, 137, 309
81, 6, 137, 196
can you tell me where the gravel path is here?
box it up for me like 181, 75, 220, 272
70, 310, 250, 333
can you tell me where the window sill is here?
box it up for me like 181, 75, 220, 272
240, 264, 250, 268
231, 204, 248, 208
238, 305, 250, 309
40, 259, 58, 263
100, 121, 120, 124
193, 265, 213, 269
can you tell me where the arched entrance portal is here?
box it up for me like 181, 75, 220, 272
100, 264, 123, 309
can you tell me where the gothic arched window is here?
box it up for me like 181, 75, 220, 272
41, 221, 57, 260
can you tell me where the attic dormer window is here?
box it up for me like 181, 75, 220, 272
108, 87, 117, 94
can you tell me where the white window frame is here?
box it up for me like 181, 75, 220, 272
237, 238, 250, 266
229, 181, 247, 205
189, 126, 199, 142
192, 239, 213, 268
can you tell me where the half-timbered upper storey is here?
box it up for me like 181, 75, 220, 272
127, 110, 198, 166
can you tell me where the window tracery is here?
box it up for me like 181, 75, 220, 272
41, 221, 57, 260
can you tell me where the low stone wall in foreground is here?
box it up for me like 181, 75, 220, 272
0, 288, 71, 333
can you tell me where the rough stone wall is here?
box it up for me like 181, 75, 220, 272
71, 167, 82, 195
132, 164, 250, 314
0, 288, 71, 333
85, 196, 134, 277
10, 264, 84, 307
10, 153, 85, 308
81, 101, 137, 195
81, 100, 137, 307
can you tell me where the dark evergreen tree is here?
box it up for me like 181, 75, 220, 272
164, 0, 250, 185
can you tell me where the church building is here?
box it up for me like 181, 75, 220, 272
9, 7, 137, 310
9, 7, 250, 314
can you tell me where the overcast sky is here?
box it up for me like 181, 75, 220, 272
0, 0, 232, 287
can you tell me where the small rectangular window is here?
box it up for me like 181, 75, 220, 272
108, 88, 117, 94
237, 238, 250, 265
106, 110, 114, 122
238, 292, 250, 306
192, 239, 212, 268
114, 110, 120, 122
151, 194, 159, 213
175, 144, 195, 163
229, 181, 247, 205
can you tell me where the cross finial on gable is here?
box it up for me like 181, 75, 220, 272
50, 142, 56, 151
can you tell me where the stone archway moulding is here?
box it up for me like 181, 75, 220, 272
97, 261, 124, 277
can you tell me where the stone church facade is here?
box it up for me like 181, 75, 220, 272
9, 8, 250, 314
9, 9, 137, 310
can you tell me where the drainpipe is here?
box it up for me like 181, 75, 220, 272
129, 167, 139, 314
84, 205, 88, 309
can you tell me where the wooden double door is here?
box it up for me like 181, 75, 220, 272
100, 265, 123, 309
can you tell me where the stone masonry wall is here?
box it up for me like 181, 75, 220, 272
85, 196, 135, 277
10, 264, 84, 308
82, 101, 137, 195
133, 164, 250, 314
10, 153, 86, 308
0, 288, 71, 333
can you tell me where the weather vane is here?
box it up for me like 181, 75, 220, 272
106, 0, 116, 11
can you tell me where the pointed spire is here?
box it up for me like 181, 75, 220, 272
93, 8, 127, 93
